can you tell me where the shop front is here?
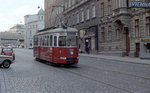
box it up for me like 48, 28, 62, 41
140, 37, 150, 59
79, 25, 98, 54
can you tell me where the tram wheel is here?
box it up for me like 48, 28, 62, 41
35, 58, 39, 61
51, 63, 61, 67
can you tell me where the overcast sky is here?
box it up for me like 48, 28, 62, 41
0, 0, 44, 31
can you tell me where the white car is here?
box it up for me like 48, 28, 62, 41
0, 55, 14, 68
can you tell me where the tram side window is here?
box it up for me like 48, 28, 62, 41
59, 36, 66, 46
34, 37, 38, 46
47, 36, 49, 46
44, 36, 46, 46
44, 36, 48, 46
42, 37, 45, 46
54, 36, 57, 46
50, 35, 53, 46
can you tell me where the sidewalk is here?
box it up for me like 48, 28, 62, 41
79, 53, 150, 65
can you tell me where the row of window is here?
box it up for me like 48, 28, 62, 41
66, 1, 113, 26
34, 35, 55, 47
100, 17, 150, 42
26, 24, 38, 29
101, 26, 122, 42
66, 5, 96, 26
134, 17, 150, 37
34, 35, 78, 47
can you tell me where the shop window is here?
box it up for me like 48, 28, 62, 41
144, 43, 150, 53
54, 36, 57, 46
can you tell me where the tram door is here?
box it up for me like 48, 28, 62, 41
38, 37, 42, 58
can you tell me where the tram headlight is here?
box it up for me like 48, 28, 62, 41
70, 51, 74, 56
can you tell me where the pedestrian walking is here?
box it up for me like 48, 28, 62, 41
85, 39, 90, 54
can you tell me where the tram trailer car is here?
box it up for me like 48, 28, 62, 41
33, 27, 79, 65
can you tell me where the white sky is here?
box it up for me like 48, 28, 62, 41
0, 0, 44, 31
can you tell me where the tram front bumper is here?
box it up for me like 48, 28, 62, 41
66, 57, 78, 64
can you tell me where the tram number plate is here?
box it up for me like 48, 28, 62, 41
69, 61, 75, 64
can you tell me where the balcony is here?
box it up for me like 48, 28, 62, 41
112, 8, 131, 17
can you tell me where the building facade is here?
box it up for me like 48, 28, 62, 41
44, 0, 150, 58
24, 8, 45, 49
0, 32, 24, 48
64, 0, 99, 53
98, 0, 150, 58
98, 0, 132, 56
9, 24, 25, 35
130, 0, 150, 58
45, 0, 64, 28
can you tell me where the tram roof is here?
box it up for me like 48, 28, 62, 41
36, 27, 78, 35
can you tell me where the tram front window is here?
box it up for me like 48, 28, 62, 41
67, 36, 77, 46
59, 36, 66, 46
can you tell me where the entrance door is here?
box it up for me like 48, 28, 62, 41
125, 28, 130, 56
135, 43, 140, 57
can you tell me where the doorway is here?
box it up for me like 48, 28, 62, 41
125, 27, 130, 56
135, 43, 140, 57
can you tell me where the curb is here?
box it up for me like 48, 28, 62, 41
79, 54, 150, 65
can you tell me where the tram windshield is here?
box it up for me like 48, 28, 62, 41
59, 36, 78, 47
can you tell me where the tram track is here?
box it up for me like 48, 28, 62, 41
79, 63, 150, 80
79, 56, 150, 80
60, 67, 134, 93
57, 62, 150, 93
34, 58, 150, 93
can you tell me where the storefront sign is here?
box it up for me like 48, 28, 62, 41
79, 30, 86, 38
129, 1, 150, 8
141, 38, 150, 42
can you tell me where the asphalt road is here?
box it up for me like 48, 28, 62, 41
0, 49, 150, 93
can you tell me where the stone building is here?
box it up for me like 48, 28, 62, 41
0, 32, 24, 48
24, 8, 44, 49
129, 0, 150, 58
45, 0, 64, 28
44, 0, 150, 58
9, 24, 25, 35
64, 0, 99, 53
98, 0, 150, 58
98, 0, 132, 56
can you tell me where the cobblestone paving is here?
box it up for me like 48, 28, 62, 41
0, 49, 150, 93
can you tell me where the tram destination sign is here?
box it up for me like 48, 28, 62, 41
129, 1, 150, 8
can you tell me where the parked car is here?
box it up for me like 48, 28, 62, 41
0, 55, 14, 68
1, 48, 15, 60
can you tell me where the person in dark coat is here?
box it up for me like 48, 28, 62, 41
85, 39, 90, 54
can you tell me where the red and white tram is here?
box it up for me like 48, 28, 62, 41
33, 27, 79, 65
